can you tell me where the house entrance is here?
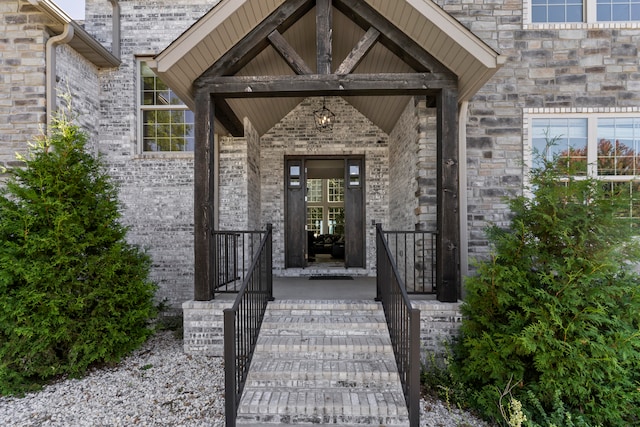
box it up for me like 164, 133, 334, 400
285, 156, 365, 269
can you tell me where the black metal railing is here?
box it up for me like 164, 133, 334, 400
376, 224, 421, 427
224, 224, 273, 427
213, 229, 267, 293
382, 228, 437, 294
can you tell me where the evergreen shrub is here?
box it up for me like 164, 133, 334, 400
457, 142, 640, 426
0, 102, 157, 395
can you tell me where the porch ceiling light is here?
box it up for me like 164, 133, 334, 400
313, 98, 335, 132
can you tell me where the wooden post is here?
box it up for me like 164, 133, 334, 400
194, 90, 216, 301
436, 89, 460, 302
316, 0, 332, 74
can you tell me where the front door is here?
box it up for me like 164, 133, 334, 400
285, 156, 365, 269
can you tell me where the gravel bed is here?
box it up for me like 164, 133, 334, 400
0, 331, 493, 427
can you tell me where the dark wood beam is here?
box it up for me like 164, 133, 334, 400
268, 30, 313, 75
194, 89, 216, 301
197, 73, 456, 97
436, 89, 460, 303
334, 0, 453, 76
200, 0, 314, 78
335, 27, 380, 75
316, 0, 332, 74
213, 98, 244, 137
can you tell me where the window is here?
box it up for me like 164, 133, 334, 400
532, 118, 588, 174
307, 179, 323, 203
597, 0, 640, 21
139, 61, 194, 152
532, 0, 584, 23
529, 0, 640, 22
531, 115, 640, 223
307, 207, 324, 236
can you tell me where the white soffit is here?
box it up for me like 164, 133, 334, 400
152, 0, 505, 134
364, 0, 505, 101
153, 0, 287, 109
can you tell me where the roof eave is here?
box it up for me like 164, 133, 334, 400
30, 0, 121, 68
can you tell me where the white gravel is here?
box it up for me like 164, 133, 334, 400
0, 331, 493, 427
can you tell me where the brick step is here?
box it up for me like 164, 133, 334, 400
266, 300, 382, 311
246, 359, 400, 388
261, 314, 385, 324
259, 320, 386, 336
254, 336, 393, 354
236, 389, 409, 426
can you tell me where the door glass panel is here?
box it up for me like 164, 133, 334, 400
307, 207, 324, 236
307, 179, 323, 203
328, 178, 344, 202
328, 207, 344, 235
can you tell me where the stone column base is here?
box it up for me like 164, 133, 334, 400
182, 300, 233, 356
412, 299, 463, 366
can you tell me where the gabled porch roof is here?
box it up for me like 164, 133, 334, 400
152, 0, 505, 136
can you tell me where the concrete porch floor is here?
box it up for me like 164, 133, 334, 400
272, 276, 377, 300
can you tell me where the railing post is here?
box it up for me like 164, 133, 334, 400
375, 223, 383, 301
409, 308, 421, 426
266, 224, 274, 301
224, 309, 236, 427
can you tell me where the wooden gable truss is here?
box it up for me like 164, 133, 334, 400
194, 0, 461, 302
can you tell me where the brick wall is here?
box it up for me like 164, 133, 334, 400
56, 44, 101, 151
0, 0, 46, 170
389, 98, 418, 231
82, 0, 218, 311
77, 0, 640, 307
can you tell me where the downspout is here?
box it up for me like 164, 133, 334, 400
458, 100, 469, 298
45, 23, 74, 133
108, 0, 121, 60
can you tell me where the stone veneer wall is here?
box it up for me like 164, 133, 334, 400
259, 97, 389, 275
431, 0, 640, 264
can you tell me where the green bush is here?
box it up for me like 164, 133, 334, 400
0, 102, 157, 395
457, 143, 640, 426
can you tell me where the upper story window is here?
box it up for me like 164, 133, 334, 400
530, 0, 640, 22
139, 60, 194, 153
532, 0, 584, 23
597, 0, 640, 21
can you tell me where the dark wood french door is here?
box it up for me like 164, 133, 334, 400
285, 156, 365, 268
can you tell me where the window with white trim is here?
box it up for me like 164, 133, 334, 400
530, 0, 640, 22
597, 0, 640, 21
530, 115, 640, 224
139, 60, 194, 153
532, 0, 584, 23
